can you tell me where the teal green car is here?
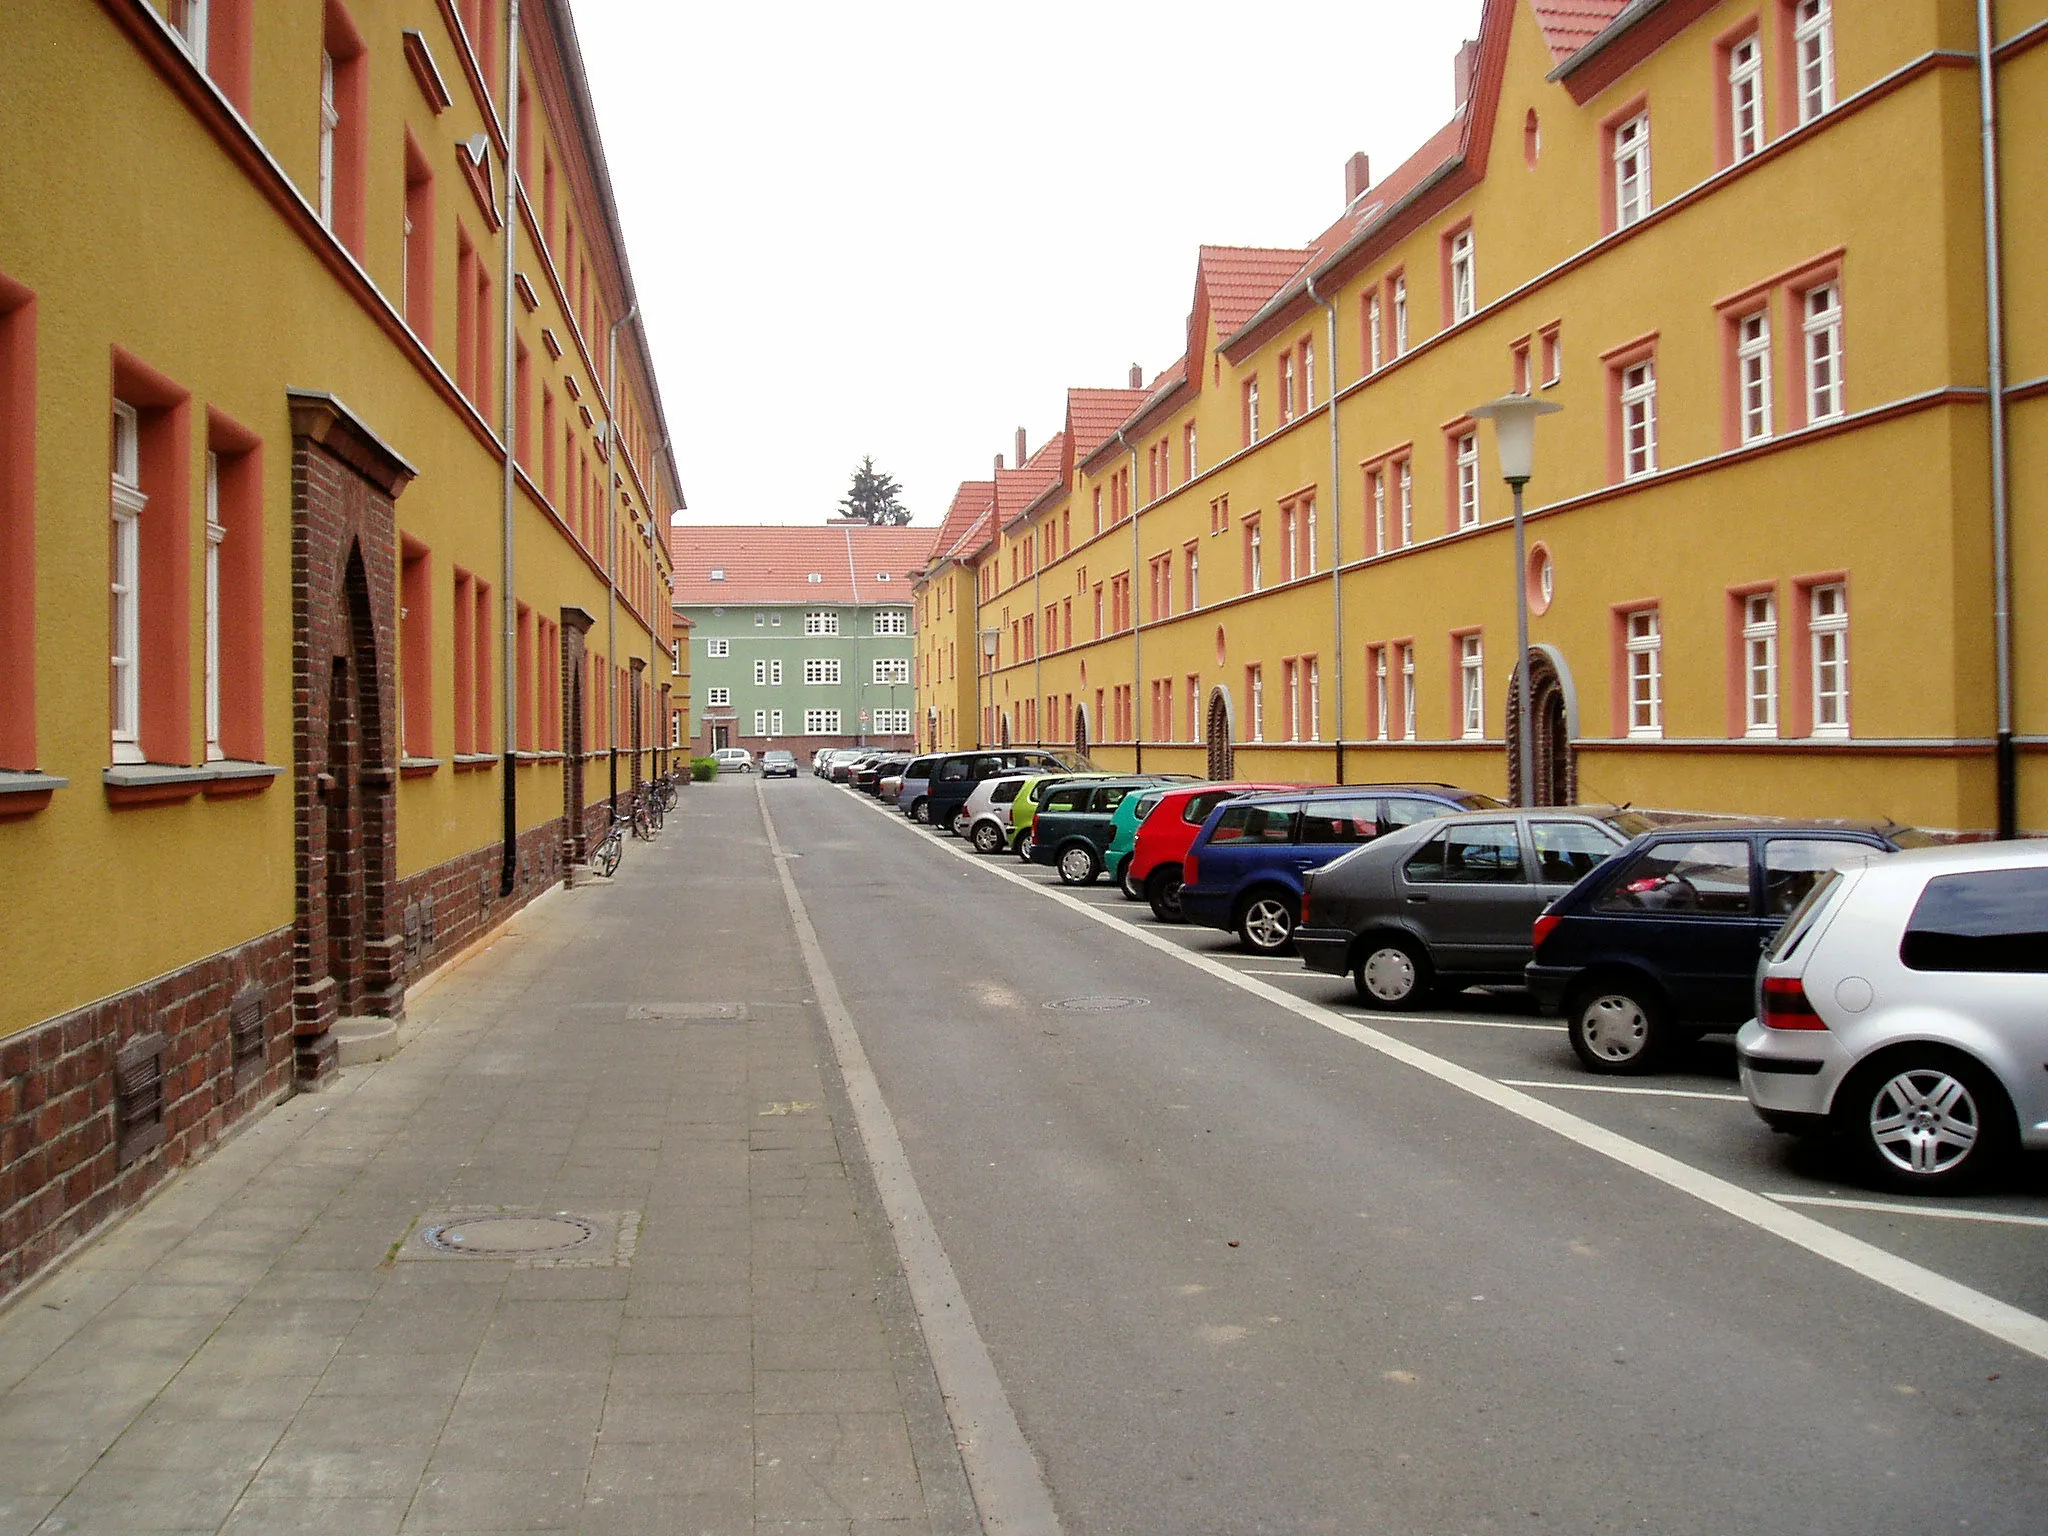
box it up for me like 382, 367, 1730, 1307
1104, 782, 1193, 898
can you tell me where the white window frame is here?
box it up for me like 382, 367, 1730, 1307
753, 709, 767, 735
1302, 339, 1316, 408
669, 712, 682, 748
769, 659, 782, 685
1187, 545, 1200, 609
1277, 354, 1295, 424
1743, 592, 1778, 737
873, 610, 908, 636
1803, 283, 1843, 423
1186, 677, 1200, 743
1729, 33, 1763, 162
1392, 276, 1409, 354
1304, 499, 1318, 575
770, 709, 784, 734
705, 686, 731, 707
873, 657, 910, 685
1367, 293, 1384, 372
1285, 661, 1301, 742
1307, 658, 1321, 742
1794, 0, 1835, 125
804, 610, 839, 636
1398, 460, 1414, 546
753, 658, 768, 686
110, 402, 145, 764
1625, 608, 1663, 738
1450, 229, 1476, 323
1400, 642, 1416, 741
1371, 468, 1387, 554
170, 0, 209, 68
1248, 520, 1263, 592
1248, 666, 1264, 743
1460, 635, 1485, 741
1373, 647, 1390, 740
873, 708, 910, 734
803, 658, 840, 685
803, 709, 841, 736
705, 638, 729, 657
1809, 582, 1849, 737
1620, 359, 1658, 480
318, 51, 339, 230
1456, 432, 1480, 529
1613, 112, 1651, 229
203, 451, 224, 761
1245, 377, 1260, 443
1737, 309, 1773, 444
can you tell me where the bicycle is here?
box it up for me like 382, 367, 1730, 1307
630, 788, 658, 842
587, 812, 627, 878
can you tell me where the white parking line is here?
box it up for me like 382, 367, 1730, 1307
841, 789, 2048, 1363
1766, 1194, 2048, 1229
1498, 1078, 1748, 1103
1345, 1013, 1566, 1034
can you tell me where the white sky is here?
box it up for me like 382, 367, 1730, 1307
571, 1, 1487, 528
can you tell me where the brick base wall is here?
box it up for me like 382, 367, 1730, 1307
0, 927, 293, 1301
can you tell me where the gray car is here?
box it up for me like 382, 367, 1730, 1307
1739, 840, 2048, 1192
1295, 809, 1646, 1007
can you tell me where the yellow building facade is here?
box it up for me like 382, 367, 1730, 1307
924, 0, 2043, 838
0, 0, 679, 1297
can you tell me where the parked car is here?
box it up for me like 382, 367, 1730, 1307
959, 773, 1037, 854
1123, 782, 1307, 920
927, 751, 1094, 836
853, 755, 910, 796
712, 747, 753, 774
893, 757, 941, 822
1179, 785, 1504, 954
1295, 808, 1651, 1007
761, 749, 798, 779
1027, 775, 1196, 884
1738, 841, 2048, 1192
875, 758, 916, 802
1527, 821, 1919, 1073
830, 752, 880, 784
1004, 771, 1115, 858
812, 748, 848, 777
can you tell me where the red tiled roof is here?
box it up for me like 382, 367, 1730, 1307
1297, 113, 1466, 273
1065, 389, 1150, 467
1198, 246, 1314, 340
929, 480, 995, 565
993, 432, 1065, 531
1530, 0, 1631, 62
669, 524, 938, 605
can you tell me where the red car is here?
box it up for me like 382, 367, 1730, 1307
1129, 782, 1308, 921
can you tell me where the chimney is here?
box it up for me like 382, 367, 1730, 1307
1015, 427, 1027, 467
1128, 363, 1144, 389
1345, 151, 1371, 205
994, 452, 1005, 476
1453, 38, 1480, 111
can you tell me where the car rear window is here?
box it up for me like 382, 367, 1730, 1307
1406, 822, 1524, 883
991, 780, 1022, 804
1297, 799, 1381, 845
1183, 790, 1236, 825
1043, 786, 1089, 814
1531, 821, 1621, 883
1765, 868, 1844, 963
1593, 840, 1753, 916
1381, 797, 1452, 830
1209, 801, 1300, 844
1092, 785, 1136, 813
1900, 866, 2048, 973
1764, 837, 1876, 916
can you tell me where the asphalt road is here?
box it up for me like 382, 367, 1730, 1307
756, 773, 2048, 1536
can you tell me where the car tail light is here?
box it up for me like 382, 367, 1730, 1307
1298, 884, 1311, 927
1183, 853, 1199, 888
1531, 912, 1561, 954
1761, 975, 1826, 1030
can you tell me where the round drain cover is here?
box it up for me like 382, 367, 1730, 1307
1042, 997, 1149, 1012
422, 1214, 596, 1256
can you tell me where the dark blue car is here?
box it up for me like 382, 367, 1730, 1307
1178, 784, 1504, 954
1526, 821, 1916, 1073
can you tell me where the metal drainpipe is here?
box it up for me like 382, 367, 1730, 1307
1030, 522, 1042, 745
1116, 430, 1141, 771
1307, 274, 1344, 783
604, 303, 637, 817
1976, 1, 2016, 839
496, 0, 522, 898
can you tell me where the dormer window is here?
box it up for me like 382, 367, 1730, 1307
709, 567, 725, 580
807, 572, 822, 583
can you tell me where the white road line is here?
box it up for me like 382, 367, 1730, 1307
1498, 1078, 1748, 1103
1347, 1012, 1565, 1034
1766, 1193, 2048, 1229
765, 789, 1061, 1536
1235, 968, 1313, 977
848, 789, 2048, 1364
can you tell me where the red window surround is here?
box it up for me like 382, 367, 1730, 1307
400, 540, 432, 759
1712, 18, 1763, 169
1608, 600, 1659, 737
453, 568, 475, 753
1439, 218, 1474, 328
322, 1, 369, 256
1600, 331, 1660, 483
1786, 569, 1850, 737
1723, 580, 1777, 737
206, 408, 265, 764
455, 227, 476, 401
474, 577, 494, 753
516, 601, 534, 751
0, 276, 35, 776
1598, 95, 1650, 235
403, 133, 435, 343
112, 348, 194, 767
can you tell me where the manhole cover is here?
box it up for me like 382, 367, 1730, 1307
421, 1214, 596, 1257
1042, 996, 1149, 1012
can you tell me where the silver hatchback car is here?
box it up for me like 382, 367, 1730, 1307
1739, 841, 2048, 1192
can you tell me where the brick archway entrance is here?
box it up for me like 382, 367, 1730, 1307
1205, 688, 1234, 780
1507, 648, 1576, 807
288, 394, 412, 1084
1074, 706, 1089, 757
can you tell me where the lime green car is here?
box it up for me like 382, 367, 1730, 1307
993, 772, 1117, 859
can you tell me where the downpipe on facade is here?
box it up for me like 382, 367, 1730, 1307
605, 303, 638, 817
1307, 274, 1345, 784
498, 0, 523, 898
1975, 0, 2016, 838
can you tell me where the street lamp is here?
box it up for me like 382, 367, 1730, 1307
1469, 394, 1562, 808
979, 628, 1001, 748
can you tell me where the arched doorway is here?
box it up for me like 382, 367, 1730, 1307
1205, 687, 1234, 780
1074, 705, 1090, 758
1507, 647, 1577, 806
999, 710, 1011, 746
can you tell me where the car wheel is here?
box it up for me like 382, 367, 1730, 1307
1235, 890, 1297, 955
910, 798, 929, 824
1566, 979, 1668, 1074
1015, 832, 1035, 862
1835, 1050, 2012, 1193
1146, 866, 1185, 923
1352, 937, 1433, 1011
970, 820, 1005, 855
1058, 845, 1100, 885
948, 808, 971, 837
1117, 860, 1143, 900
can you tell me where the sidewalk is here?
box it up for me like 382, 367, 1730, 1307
0, 782, 977, 1536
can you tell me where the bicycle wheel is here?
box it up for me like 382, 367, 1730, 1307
590, 834, 621, 878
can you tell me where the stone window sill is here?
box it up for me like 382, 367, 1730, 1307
103, 760, 282, 806
400, 756, 443, 778
452, 753, 497, 771
0, 769, 68, 819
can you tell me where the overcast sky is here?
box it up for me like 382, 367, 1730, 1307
572, 1, 1487, 529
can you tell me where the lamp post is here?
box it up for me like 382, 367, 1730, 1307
979, 628, 1001, 748
1469, 394, 1562, 807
